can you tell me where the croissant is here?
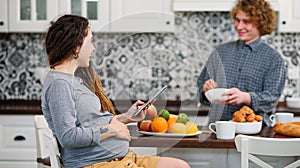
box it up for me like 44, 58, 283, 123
246, 113, 256, 122
273, 122, 300, 137
232, 110, 246, 122
232, 106, 262, 122
241, 106, 253, 115
254, 115, 263, 122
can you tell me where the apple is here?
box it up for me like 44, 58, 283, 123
137, 121, 143, 129
144, 104, 157, 120
139, 120, 152, 132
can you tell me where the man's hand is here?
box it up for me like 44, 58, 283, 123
222, 88, 251, 105
203, 79, 218, 93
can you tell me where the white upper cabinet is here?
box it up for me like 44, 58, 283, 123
173, 0, 236, 11
110, 0, 174, 32
8, 0, 58, 32
0, 0, 8, 32
278, 0, 300, 32
59, 0, 110, 32
173, 0, 279, 11
5, 0, 173, 32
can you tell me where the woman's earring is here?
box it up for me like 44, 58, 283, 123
73, 54, 79, 59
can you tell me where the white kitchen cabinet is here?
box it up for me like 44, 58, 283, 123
278, 0, 300, 32
8, 0, 59, 32
0, 0, 8, 32
158, 148, 298, 168
173, 0, 279, 11
59, 0, 110, 32
0, 161, 37, 168
158, 148, 228, 168
0, 115, 37, 167
110, 0, 174, 32
7, 0, 172, 32
8, 0, 110, 32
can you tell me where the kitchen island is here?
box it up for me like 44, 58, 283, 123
129, 125, 298, 168
0, 100, 299, 167
129, 125, 283, 148
0, 100, 299, 116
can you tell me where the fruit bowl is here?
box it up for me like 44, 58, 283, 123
233, 121, 262, 134
286, 97, 300, 109
137, 130, 202, 137
205, 88, 229, 104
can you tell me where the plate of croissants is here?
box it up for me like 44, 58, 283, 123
231, 106, 263, 134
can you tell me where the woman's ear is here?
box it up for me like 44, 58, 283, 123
72, 46, 81, 59
75, 46, 81, 53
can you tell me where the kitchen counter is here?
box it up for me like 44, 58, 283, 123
0, 100, 41, 115
0, 100, 300, 116
129, 125, 288, 148
0, 100, 210, 115
131, 125, 298, 168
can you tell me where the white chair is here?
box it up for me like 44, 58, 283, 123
235, 134, 300, 168
34, 115, 62, 168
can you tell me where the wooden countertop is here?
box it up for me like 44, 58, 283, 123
0, 100, 42, 115
0, 100, 299, 116
0, 100, 209, 115
129, 125, 291, 149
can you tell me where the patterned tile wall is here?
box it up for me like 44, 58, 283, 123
0, 12, 300, 101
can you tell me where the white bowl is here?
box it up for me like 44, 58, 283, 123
205, 88, 229, 104
286, 97, 300, 109
234, 121, 262, 134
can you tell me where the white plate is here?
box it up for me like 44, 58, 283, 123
137, 130, 202, 137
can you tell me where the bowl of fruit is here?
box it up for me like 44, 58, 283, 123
138, 106, 201, 137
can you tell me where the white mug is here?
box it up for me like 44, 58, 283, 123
209, 121, 236, 140
269, 112, 294, 124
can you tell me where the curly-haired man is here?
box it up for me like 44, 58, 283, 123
197, 0, 286, 127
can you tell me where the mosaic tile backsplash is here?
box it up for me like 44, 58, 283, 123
0, 12, 300, 101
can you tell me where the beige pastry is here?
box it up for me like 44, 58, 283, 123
232, 106, 262, 122
273, 122, 300, 137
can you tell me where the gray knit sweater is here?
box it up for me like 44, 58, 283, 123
41, 70, 128, 168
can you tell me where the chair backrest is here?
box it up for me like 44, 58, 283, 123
235, 134, 300, 168
34, 115, 62, 168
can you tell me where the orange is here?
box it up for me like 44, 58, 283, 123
151, 117, 168, 133
167, 117, 177, 128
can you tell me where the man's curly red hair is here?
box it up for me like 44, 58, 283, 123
230, 0, 277, 36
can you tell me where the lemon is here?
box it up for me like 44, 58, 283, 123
169, 123, 187, 134
169, 114, 178, 119
177, 113, 189, 124
159, 109, 170, 120
185, 121, 199, 134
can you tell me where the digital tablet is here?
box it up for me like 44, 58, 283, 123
134, 85, 168, 116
